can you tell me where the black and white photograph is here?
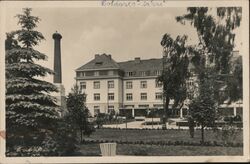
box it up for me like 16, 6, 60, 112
0, 0, 249, 163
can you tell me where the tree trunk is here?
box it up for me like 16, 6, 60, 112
201, 124, 204, 144
164, 97, 170, 123
80, 128, 83, 143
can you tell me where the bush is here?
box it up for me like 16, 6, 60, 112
130, 147, 148, 156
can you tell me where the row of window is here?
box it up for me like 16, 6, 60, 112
77, 70, 115, 77
93, 92, 163, 101
126, 81, 162, 89
93, 104, 165, 115
80, 80, 163, 90
77, 70, 162, 78
126, 93, 162, 101
125, 70, 162, 77
93, 105, 114, 116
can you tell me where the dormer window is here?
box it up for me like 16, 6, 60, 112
95, 62, 103, 65
126, 72, 133, 77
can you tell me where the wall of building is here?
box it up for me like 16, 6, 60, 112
122, 78, 164, 108
76, 77, 122, 116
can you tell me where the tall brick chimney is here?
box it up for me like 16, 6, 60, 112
52, 31, 67, 117
52, 31, 62, 83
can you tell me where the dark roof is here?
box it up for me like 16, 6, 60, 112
76, 54, 195, 76
118, 58, 163, 72
76, 54, 120, 71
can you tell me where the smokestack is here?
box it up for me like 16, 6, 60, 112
52, 31, 62, 83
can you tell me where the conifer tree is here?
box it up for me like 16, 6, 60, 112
5, 8, 59, 156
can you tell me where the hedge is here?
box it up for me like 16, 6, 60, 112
81, 139, 243, 147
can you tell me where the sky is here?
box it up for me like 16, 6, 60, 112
4, 6, 243, 94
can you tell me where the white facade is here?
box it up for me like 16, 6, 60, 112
76, 74, 123, 116
75, 53, 242, 118
75, 54, 169, 117
122, 78, 163, 108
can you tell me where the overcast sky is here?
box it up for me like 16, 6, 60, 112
4, 6, 243, 94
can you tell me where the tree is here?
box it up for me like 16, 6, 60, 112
226, 56, 242, 102
158, 34, 190, 126
189, 68, 217, 143
66, 84, 94, 142
5, 8, 59, 156
176, 7, 242, 102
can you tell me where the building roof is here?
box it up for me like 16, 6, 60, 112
76, 54, 120, 71
118, 58, 163, 73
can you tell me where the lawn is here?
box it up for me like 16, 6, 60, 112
84, 128, 243, 144
78, 143, 243, 156
78, 128, 243, 156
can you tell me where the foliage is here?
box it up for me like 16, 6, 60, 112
53, 115, 79, 156
66, 84, 94, 141
158, 34, 190, 122
214, 125, 241, 145
95, 113, 109, 128
189, 68, 217, 143
176, 7, 242, 103
226, 56, 242, 102
5, 8, 59, 156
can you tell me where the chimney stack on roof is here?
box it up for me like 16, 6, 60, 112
134, 57, 141, 64
95, 54, 100, 58
108, 54, 112, 60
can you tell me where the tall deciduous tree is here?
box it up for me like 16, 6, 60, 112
176, 7, 242, 102
5, 8, 59, 156
189, 68, 217, 143
66, 84, 94, 142
158, 34, 190, 126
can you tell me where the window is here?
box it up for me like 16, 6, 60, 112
126, 81, 133, 89
108, 93, 114, 101
139, 71, 146, 76
108, 105, 115, 114
141, 93, 147, 100
153, 104, 163, 108
155, 80, 163, 88
80, 82, 86, 90
95, 62, 103, 65
108, 70, 113, 76
154, 70, 162, 76
80, 72, 85, 77
94, 106, 100, 116
138, 104, 149, 108
76, 72, 81, 77
108, 81, 114, 88
94, 93, 100, 101
155, 92, 163, 100
99, 70, 108, 76
124, 105, 134, 108
94, 71, 99, 76
93, 81, 100, 89
140, 81, 147, 88
85, 71, 94, 76
126, 93, 133, 101
126, 72, 133, 77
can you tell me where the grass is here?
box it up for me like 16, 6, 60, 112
84, 128, 243, 144
78, 143, 243, 156
78, 128, 243, 156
